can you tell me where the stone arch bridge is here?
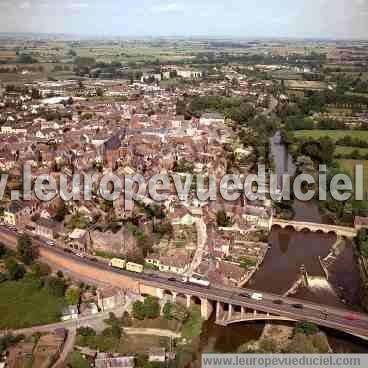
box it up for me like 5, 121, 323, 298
272, 219, 357, 238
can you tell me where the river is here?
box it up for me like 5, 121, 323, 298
198, 132, 368, 355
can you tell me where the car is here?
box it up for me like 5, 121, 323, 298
46, 241, 55, 247
273, 299, 284, 305
168, 277, 177, 282
292, 303, 304, 309
76, 253, 85, 258
345, 314, 360, 321
63, 248, 73, 254
239, 292, 251, 298
89, 257, 98, 262
251, 293, 263, 301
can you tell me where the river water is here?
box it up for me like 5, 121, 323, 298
199, 132, 368, 354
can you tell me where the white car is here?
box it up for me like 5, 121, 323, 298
251, 293, 263, 301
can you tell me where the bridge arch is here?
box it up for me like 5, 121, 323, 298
271, 224, 283, 231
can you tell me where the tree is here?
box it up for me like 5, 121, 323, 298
163, 302, 172, 320
259, 338, 279, 353
5, 258, 25, 280
132, 300, 146, 320
354, 228, 368, 257
143, 296, 160, 319
17, 233, 34, 265
170, 303, 189, 322
310, 332, 330, 353
77, 327, 96, 337
65, 287, 81, 305
111, 324, 122, 339
44, 276, 65, 297
285, 333, 317, 353
294, 321, 319, 336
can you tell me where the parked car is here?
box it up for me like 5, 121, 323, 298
239, 292, 251, 298
292, 303, 304, 309
273, 299, 284, 305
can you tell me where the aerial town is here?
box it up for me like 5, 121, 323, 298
1, 1, 368, 367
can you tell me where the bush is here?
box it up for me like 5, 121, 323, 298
5, 258, 26, 280
163, 302, 173, 320
77, 326, 96, 337
143, 296, 160, 319
132, 300, 146, 320
121, 311, 133, 326
132, 297, 160, 320
31, 262, 51, 277
294, 321, 319, 336
65, 287, 81, 306
16, 233, 34, 265
44, 276, 65, 297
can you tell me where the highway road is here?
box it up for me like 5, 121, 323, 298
1, 225, 368, 339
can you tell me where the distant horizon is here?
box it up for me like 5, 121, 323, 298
0, 1, 367, 40
0, 31, 368, 43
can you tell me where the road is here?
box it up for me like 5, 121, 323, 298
1, 225, 368, 339
53, 329, 76, 368
187, 216, 207, 275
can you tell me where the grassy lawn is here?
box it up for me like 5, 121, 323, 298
67, 352, 90, 368
294, 130, 368, 141
0, 280, 65, 329
339, 159, 368, 193
182, 309, 203, 340
77, 333, 168, 354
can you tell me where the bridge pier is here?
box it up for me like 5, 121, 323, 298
186, 295, 191, 309
200, 298, 213, 320
216, 301, 224, 321
228, 304, 233, 320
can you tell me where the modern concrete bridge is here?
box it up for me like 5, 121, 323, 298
0, 225, 367, 341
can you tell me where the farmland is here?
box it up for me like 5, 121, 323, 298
339, 159, 368, 193
294, 130, 368, 141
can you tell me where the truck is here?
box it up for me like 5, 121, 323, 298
183, 275, 210, 288
109, 258, 127, 270
251, 293, 263, 301
126, 262, 144, 273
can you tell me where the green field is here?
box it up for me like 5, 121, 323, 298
335, 146, 368, 156
0, 279, 65, 329
294, 130, 368, 141
339, 159, 368, 193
